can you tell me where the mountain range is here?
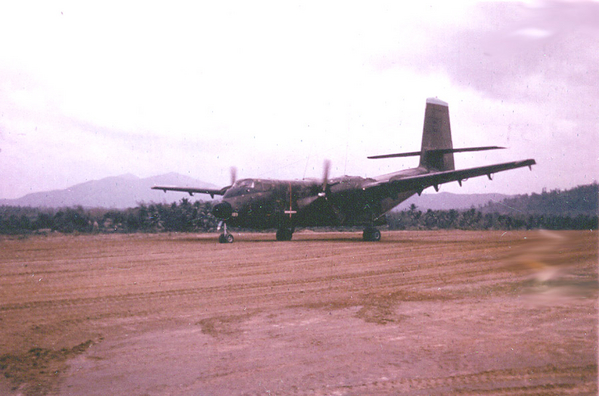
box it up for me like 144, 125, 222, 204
0, 173, 217, 209
394, 192, 509, 211
1, 173, 509, 210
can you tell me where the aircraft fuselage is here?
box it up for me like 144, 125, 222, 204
216, 176, 407, 230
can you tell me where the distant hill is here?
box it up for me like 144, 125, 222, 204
394, 192, 510, 211
0, 173, 217, 209
479, 183, 598, 216
4, 174, 595, 216
2, 175, 512, 211
394, 184, 599, 216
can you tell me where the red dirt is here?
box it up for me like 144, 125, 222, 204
0, 230, 597, 395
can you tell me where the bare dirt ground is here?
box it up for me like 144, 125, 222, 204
0, 230, 597, 395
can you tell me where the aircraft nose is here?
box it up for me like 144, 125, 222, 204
212, 201, 233, 220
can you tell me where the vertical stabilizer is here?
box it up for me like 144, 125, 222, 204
419, 98, 455, 171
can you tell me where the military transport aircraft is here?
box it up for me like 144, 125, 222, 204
153, 98, 536, 243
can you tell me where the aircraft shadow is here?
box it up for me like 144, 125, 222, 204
177, 233, 398, 244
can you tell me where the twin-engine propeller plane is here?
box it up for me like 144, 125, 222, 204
153, 98, 536, 243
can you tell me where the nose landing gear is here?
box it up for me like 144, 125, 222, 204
218, 222, 234, 244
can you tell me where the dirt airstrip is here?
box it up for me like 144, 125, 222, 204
0, 230, 597, 395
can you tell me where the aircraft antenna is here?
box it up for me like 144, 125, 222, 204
302, 154, 310, 180
344, 140, 349, 175
345, 104, 351, 175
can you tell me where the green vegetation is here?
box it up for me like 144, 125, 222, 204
0, 199, 218, 235
480, 183, 598, 216
388, 184, 598, 231
386, 205, 597, 231
1, 184, 597, 235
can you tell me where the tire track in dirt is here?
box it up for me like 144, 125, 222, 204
0, 247, 517, 314
1, 231, 596, 395
326, 364, 597, 395
1, 230, 588, 337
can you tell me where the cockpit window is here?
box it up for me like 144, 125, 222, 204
238, 179, 253, 188
224, 179, 272, 198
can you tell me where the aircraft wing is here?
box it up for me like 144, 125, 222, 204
151, 185, 229, 199
365, 159, 536, 194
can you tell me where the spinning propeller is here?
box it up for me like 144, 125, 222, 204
320, 159, 331, 197
297, 159, 332, 208
230, 166, 237, 186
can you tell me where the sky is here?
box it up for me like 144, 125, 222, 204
1, 0, 597, 199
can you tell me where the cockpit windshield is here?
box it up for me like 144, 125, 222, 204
237, 179, 254, 189
224, 179, 273, 198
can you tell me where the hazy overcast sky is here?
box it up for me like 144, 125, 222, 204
1, 1, 597, 199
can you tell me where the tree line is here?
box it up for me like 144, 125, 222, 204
0, 199, 596, 235
386, 205, 597, 231
0, 199, 219, 235
480, 183, 598, 216
1, 183, 597, 234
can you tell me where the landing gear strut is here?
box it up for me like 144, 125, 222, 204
218, 222, 234, 244
362, 227, 381, 242
276, 227, 293, 241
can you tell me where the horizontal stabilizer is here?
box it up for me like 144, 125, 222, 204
368, 146, 505, 159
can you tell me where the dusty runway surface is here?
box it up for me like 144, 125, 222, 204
1, 230, 597, 395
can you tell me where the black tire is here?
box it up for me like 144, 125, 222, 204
219, 233, 234, 243
371, 229, 381, 241
363, 228, 381, 242
276, 228, 293, 241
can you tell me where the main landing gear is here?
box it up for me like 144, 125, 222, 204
218, 233, 234, 244
218, 222, 234, 244
276, 227, 294, 241
362, 227, 381, 242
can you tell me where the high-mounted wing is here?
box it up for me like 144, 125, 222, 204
151, 185, 229, 199
364, 159, 536, 195
152, 167, 237, 199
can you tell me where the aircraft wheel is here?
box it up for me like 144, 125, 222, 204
363, 228, 381, 242
276, 228, 293, 241
219, 233, 234, 243
276, 229, 284, 241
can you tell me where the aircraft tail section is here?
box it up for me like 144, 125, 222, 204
367, 98, 506, 166
419, 98, 454, 171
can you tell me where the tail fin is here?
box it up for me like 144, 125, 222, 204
368, 98, 504, 164
419, 98, 454, 171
